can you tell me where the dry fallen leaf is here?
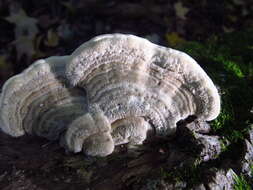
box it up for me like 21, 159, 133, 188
165, 32, 185, 47
0, 56, 8, 69
61, 1, 76, 15
33, 35, 46, 59
174, 2, 189, 20
233, 0, 245, 5
223, 26, 234, 33
44, 29, 59, 47
5, 8, 38, 60
12, 36, 35, 61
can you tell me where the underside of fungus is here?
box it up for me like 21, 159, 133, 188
0, 34, 220, 157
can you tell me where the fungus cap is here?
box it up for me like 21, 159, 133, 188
66, 34, 220, 136
0, 56, 87, 139
0, 34, 221, 157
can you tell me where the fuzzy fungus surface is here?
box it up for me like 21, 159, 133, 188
0, 34, 220, 157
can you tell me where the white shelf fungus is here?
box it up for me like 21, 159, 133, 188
0, 34, 220, 157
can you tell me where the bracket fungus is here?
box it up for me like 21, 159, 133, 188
0, 34, 220, 157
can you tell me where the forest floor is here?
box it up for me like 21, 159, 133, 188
0, 0, 253, 189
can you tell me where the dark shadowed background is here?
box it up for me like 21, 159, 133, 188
0, 0, 252, 87
0, 0, 253, 190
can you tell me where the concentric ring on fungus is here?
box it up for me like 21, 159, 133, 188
66, 34, 220, 136
0, 56, 87, 139
0, 34, 220, 157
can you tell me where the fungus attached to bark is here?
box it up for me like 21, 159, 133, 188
66, 34, 220, 148
0, 34, 220, 157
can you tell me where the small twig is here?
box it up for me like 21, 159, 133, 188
41, 141, 53, 148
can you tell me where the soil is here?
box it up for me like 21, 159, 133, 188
0, 131, 171, 190
0, 0, 252, 189
0, 132, 86, 190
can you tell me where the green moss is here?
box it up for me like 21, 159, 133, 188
211, 89, 234, 131
233, 174, 251, 190
219, 137, 230, 152
215, 56, 244, 78
178, 29, 253, 80
248, 62, 253, 77
159, 165, 202, 187
159, 167, 182, 182
178, 41, 208, 59
177, 29, 253, 145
